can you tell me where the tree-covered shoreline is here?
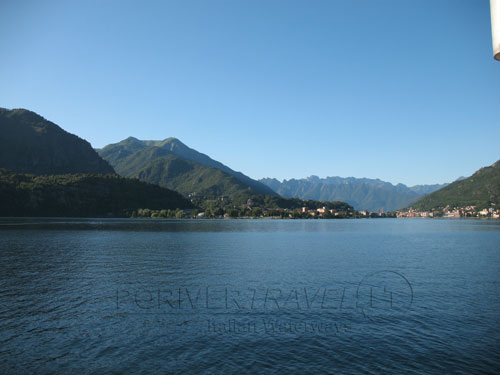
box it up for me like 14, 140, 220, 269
0, 169, 193, 217
0, 169, 372, 219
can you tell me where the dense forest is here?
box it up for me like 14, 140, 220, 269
0, 169, 192, 217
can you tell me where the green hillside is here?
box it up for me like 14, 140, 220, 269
136, 156, 261, 197
100, 143, 176, 177
98, 137, 277, 197
0, 108, 114, 175
412, 160, 500, 210
0, 169, 192, 217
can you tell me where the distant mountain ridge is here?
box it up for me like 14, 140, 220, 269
99, 137, 277, 197
408, 183, 450, 195
259, 176, 448, 212
0, 108, 114, 175
412, 160, 500, 210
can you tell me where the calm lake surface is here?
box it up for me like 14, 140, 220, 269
1, 218, 499, 374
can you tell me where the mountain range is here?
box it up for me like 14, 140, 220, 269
0, 108, 191, 216
1, 107, 497, 216
98, 137, 277, 198
98, 137, 451, 211
259, 176, 448, 212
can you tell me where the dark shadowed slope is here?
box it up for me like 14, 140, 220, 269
0, 108, 115, 175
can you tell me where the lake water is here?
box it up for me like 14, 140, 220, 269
0, 218, 499, 374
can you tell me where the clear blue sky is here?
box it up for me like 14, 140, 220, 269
1, 0, 499, 186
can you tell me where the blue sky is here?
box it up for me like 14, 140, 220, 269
1, 0, 499, 186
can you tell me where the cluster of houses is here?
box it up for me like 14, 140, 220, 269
396, 205, 500, 219
396, 210, 436, 218
187, 193, 500, 220
299, 207, 394, 218
299, 206, 351, 217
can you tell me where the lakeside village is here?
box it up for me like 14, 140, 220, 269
131, 195, 396, 219
131, 194, 500, 220
396, 205, 500, 219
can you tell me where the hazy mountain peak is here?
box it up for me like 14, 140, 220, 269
160, 137, 187, 150
306, 175, 320, 183
124, 136, 141, 142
